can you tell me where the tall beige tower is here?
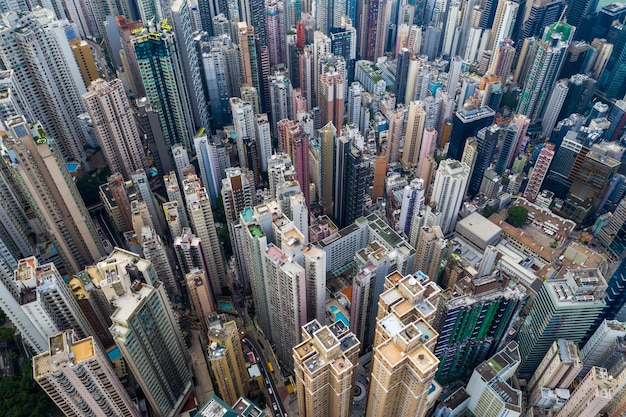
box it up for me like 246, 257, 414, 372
319, 122, 337, 215
401, 100, 426, 169
207, 314, 250, 405
2, 116, 105, 273
34, 330, 141, 417
319, 72, 345, 132
366, 272, 441, 417
83, 78, 147, 179
555, 367, 614, 417
293, 320, 361, 417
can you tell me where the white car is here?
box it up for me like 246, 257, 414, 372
272, 403, 278, 411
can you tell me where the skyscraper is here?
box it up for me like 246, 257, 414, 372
319, 71, 345, 132
401, 100, 426, 169
302, 245, 326, 323
237, 22, 262, 111
100, 249, 192, 417
524, 144, 555, 202
34, 330, 141, 417
132, 21, 195, 150
494, 114, 530, 175
555, 367, 614, 416
207, 314, 250, 405
2, 116, 104, 273
517, 22, 574, 120
447, 106, 495, 161
365, 272, 441, 417
598, 24, 626, 99
293, 320, 361, 417
541, 79, 569, 137
83, 79, 147, 179
0, 8, 89, 162
517, 268, 607, 377
319, 122, 337, 215
430, 159, 470, 235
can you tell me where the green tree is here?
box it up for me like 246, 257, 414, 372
0, 360, 54, 416
506, 206, 529, 227
483, 205, 498, 218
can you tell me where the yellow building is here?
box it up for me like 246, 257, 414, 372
70, 39, 99, 85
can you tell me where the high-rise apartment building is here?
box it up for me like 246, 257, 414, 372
412, 226, 447, 281
319, 71, 345, 133
2, 116, 104, 273
468, 125, 500, 196
237, 23, 262, 111
100, 249, 192, 417
141, 227, 180, 302
207, 314, 250, 405
524, 144, 555, 202
555, 367, 614, 417
34, 330, 141, 417
6, 257, 95, 353
293, 320, 361, 417
366, 272, 441, 417
194, 134, 231, 206
319, 122, 337, 215
580, 320, 626, 376
527, 339, 582, 406
517, 268, 607, 377
302, 245, 326, 323
69, 39, 99, 86
184, 175, 227, 296
0, 8, 89, 162
430, 159, 470, 235
401, 101, 426, 169
117, 16, 146, 97
132, 21, 195, 150
83, 79, 147, 179
186, 268, 215, 334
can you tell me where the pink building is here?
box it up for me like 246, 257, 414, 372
524, 144, 555, 202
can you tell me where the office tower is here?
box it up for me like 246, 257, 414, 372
434, 277, 525, 383
268, 73, 293, 130
0, 8, 89, 162
69, 39, 99, 86
132, 21, 195, 150
527, 339, 582, 406
517, 22, 573, 120
333, 134, 367, 228
185, 269, 214, 334
83, 79, 146, 178
447, 106, 495, 161
430, 160, 470, 235
34, 330, 141, 417
100, 249, 192, 417
598, 24, 626, 99
494, 114, 530, 175
412, 226, 447, 281
517, 268, 608, 377
557, 144, 620, 224
266, 0, 285, 65
319, 122, 336, 215
399, 179, 425, 237
365, 272, 441, 417
207, 315, 249, 404
400, 101, 426, 169
580, 320, 626, 376
606, 100, 626, 142
395, 49, 411, 103
237, 23, 262, 110
466, 127, 497, 197
521, 0, 565, 40
523, 144, 555, 203
293, 320, 361, 417
184, 176, 227, 296
488, 0, 518, 52
465, 342, 522, 417
2, 117, 104, 273
4, 257, 94, 353
556, 367, 613, 417
136, 0, 162, 22
302, 245, 326, 323
319, 71, 345, 133
135, 98, 171, 179
171, 0, 211, 131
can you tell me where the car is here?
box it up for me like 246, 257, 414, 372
268, 388, 273, 394
265, 378, 270, 385
241, 338, 247, 343
272, 403, 278, 411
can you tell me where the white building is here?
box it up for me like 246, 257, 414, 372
430, 159, 470, 235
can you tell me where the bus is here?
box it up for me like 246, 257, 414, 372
267, 361, 274, 373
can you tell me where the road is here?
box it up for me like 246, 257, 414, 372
241, 336, 286, 417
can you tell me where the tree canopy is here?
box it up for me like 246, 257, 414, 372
506, 206, 529, 227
